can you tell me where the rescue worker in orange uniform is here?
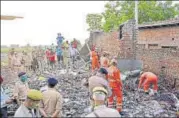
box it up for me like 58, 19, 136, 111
138, 71, 158, 94
90, 48, 100, 72
100, 52, 109, 69
107, 59, 123, 113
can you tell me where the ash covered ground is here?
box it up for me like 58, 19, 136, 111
1, 64, 179, 117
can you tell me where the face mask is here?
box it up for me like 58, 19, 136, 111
20, 75, 28, 82
30, 102, 40, 109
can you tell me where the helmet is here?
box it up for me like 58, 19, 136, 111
110, 59, 117, 64
27, 89, 43, 101
92, 87, 108, 95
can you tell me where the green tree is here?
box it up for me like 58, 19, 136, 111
102, 1, 179, 32
86, 13, 103, 31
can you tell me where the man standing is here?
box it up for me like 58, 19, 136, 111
49, 49, 56, 70
8, 48, 15, 70
13, 72, 29, 105
90, 48, 100, 72
108, 59, 123, 113
31, 50, 39, 72
62, 41, 70, 72
14, 89, 43, 117
22, 52, 32, 72
69, 44, 78, 69
82, 68, 111, 108
138, 71, 158, 94
56, 33, 64, 46
100, 52, 110, 69
12, 52, 22, 74
86, 87, 120, 117
56, 46, 63, 68
39, 78, 63, 117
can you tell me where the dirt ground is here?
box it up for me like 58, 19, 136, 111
1, 53, 179, 117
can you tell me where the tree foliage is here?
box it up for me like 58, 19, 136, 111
86, 13, 103, 31
86, 1, 179, 32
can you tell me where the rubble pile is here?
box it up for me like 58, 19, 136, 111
1, 66, 179, 117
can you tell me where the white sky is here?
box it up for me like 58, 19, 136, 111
1, 1, 179, 46
1, 1, 106, 46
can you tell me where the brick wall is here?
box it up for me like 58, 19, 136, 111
138, 26, 179, 48
136, 49, 179, 88
85, 19, 179, 88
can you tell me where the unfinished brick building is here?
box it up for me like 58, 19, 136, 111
83, 18, 179, 89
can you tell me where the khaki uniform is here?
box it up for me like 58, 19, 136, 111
88, 74, 112, 97
14, 104, 41, 117
39, 88, 63, 117
37, 50, 45, 71
13, 81, 29, 105
8, 53, 14, 69
22, 54, 32, 72
63, 48, 70, 70
12, 55, 22, 74
88, 74, 112, 106
86, 105, 120, 117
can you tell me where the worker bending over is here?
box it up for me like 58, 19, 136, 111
90, 48, 100, 72
14, 89, 42, 117
13, 72, 29, 105
138, 71, 158, 94
86, 87, 120, 117
108, 59, 123, 113
39, 78, 63, 117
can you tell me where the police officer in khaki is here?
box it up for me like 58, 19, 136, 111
13, 72, 29, 105
8, 48, 15, 70
14, 89, 42, 117
82, 68, 112, 108
86, 87, 120, 117
39, 78, 63, 117
12, 52, 23, 74
22, 52, 32, 72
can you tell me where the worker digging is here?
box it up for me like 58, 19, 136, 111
1, 31, 179, 118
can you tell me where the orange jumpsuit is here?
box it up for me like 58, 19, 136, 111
107, 65, 123, 112
90, 51, 99, 71
138, 72, 158, 92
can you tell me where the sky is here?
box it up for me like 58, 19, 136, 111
1, 1, 179, 46
1, 1, 107, 46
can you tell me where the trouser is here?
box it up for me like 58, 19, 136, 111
57, 55, 63, 62
92, 59, 99, 71
108, 87, 123, 112
0, 107, 7, 118
50, 61, 55, 69
64, 57, 69, 71
143, 79, 158, 92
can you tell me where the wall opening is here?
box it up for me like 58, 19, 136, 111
148, 44, 158, 49
161, 46, 177, 50
119, 25, 124, 40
